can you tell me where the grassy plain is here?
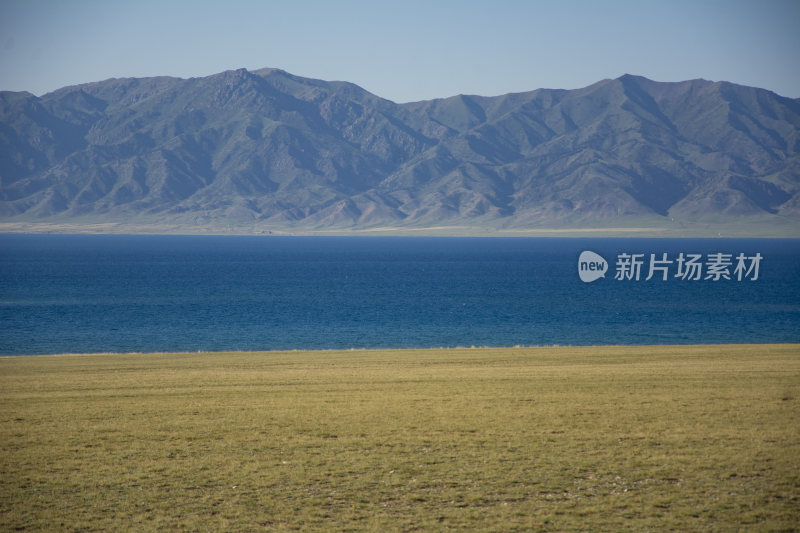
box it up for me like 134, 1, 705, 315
1, 344, 798, 531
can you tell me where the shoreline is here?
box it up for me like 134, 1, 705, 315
3, 342, 798, 359
2, 221, 799, 238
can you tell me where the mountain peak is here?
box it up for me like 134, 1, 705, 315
617, 73, 650, 83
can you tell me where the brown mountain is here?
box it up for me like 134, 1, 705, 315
1, 69, 798, 234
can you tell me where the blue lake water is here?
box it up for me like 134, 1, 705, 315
1, 234, 799, 355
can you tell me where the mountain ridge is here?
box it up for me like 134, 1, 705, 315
1, 69, 798, 236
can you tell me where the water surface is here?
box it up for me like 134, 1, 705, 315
1, 235, 798, 354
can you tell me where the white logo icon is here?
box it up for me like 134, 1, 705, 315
578, 251, 608, 283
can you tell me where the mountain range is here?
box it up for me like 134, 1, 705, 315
1, 68, 799, 235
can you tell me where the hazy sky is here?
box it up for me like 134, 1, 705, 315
1, 0, 798, 102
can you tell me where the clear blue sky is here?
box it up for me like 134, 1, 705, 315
1, 0, 798, 102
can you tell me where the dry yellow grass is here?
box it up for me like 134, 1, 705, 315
1, 344, 799, 531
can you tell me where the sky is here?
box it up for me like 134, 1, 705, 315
1, 0, 798, 103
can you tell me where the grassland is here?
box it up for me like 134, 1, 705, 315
1, 344, 798, 531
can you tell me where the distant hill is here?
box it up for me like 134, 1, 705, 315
1, 69, 799, 235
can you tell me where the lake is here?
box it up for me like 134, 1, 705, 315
1, 235, 798, 355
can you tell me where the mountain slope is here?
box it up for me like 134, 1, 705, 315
1, 69, 798, 234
